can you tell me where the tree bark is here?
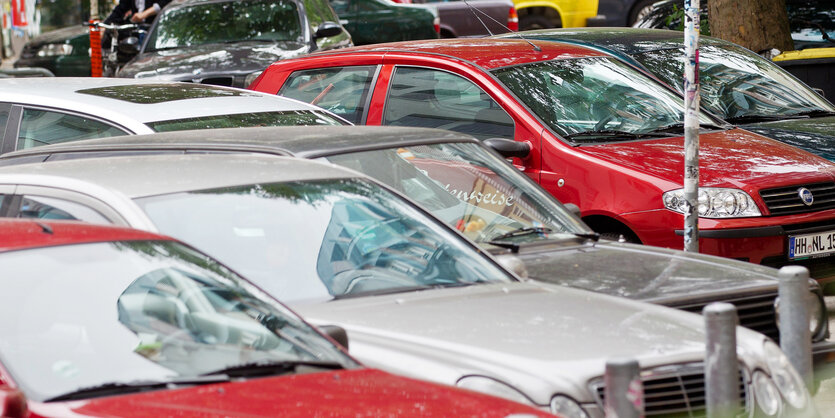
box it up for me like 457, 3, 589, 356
708, 0, 794, 53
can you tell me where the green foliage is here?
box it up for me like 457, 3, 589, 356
665, 4, 711, 36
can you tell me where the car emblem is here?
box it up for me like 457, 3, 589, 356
798, 187, 814, 206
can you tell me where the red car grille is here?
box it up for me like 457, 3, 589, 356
759, 182, 835, 216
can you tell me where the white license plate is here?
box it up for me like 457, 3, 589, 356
789, 230, 835, 259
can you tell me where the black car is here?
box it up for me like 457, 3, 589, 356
505, 27, 835, 162
117, 0, 351, 87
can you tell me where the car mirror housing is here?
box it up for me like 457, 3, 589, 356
483, 138, 530, 159
314, 22, 343, 39
319, 324, 349, 350
0, 385, 26, 418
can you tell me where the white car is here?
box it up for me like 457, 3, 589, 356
0, 77, 346, 154
0, 153, 815, 417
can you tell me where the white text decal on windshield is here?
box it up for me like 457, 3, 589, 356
444, 184, 515, 207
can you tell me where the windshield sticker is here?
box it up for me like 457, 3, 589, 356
444, 184, 515, 207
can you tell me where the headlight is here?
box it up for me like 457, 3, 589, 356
752, 370, 782, 416
245, 70, 263, 87
774, 291, 825, 338
763, 340, 808, 409
36, 43, 73, 57
550, 395, 589, 418
662, 188, 761, 218
456, 376, 531, 405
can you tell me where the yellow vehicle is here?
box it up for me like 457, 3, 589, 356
773, 48, 835, 100
514, 0, 601, 29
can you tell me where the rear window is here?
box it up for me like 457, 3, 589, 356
77, 83, 261, 104
146, 110, 345, 131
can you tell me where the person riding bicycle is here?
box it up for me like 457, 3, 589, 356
104, 0, 171, 25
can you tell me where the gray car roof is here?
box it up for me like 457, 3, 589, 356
0, 78, 333, 132
0, 126, 479, 161
0, 154, 358, 198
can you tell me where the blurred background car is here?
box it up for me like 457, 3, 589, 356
0, 154, 816, 417
329, 0, 439, 44
499, 28, 835, 162
117, 0, 351, 87
0, 78, 346, 154
0, 218, 552, 417
512, 0, 601, 30
12, 25, 91, 76
8, 125, 830, 362
408, 0, 517, 38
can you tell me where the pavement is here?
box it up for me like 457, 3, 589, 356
812, 296, 835, 411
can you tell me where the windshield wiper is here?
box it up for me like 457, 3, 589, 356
199, 359, 344, 378
725, 114, 801, 124
573, 232, 600, 242
45, 375, 230, 402
644, 122, 726, 135
489, 226, 553, 242
564, 130, 666, 142
784, 109, 835, 118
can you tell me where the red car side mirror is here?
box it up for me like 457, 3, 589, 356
0, 385, 26, 418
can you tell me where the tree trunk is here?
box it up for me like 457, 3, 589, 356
708, 0, 794, 54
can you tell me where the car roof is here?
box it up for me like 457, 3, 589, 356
0, 219, 167, 252
0, 154, 360, 199
300, 38, 608, 70
510, 27, 736, 56
0, 126, 480, 161
0, 78, 329, 131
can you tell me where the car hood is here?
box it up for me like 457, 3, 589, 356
119, 41, 309, 79
578, 128, 835, 189
514, 239, 778, 302
30, 369, 544, 416
742, 115, 835, 163
292, 282, 753, 402
27, 25, 88, 46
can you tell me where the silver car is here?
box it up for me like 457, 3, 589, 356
0, 77, 345, 154
0, 153, 815, 417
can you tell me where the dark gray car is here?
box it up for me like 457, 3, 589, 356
118, 0, 351, 87
2, 125, 831, 362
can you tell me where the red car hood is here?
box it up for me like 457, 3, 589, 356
29, 369, 546, 417
579, 128, 835, 190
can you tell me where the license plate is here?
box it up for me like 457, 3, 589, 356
788, 230, 835, 259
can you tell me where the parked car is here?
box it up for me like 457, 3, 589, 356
249, 38, 835, 282
596, 0, 656, 26
511, 0, 602, 30
498, 28, 835, 161
0, 218, 553, 417
328, 0, 439, 45
7, 125, 830, 359
117, 0, 351, 88
0, 154, 814, 417
0, 78, 345, 154
409, 0, 517, 38
13, 25, 92, 76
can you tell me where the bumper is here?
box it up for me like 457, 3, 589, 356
621, 208, 835, 282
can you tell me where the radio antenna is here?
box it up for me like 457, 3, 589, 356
458, 0, 541, 52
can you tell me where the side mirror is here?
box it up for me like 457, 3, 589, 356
812, 87, 825, 98
483, 138, 530, 159
314, 22, 343, 39
318, 325, 349, 350
0, 386, 26, 418
495, 254, 528, 279
118, 37, 141, 55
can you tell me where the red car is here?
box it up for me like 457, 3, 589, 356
250, 38, 835, 282
0, 219, 552, 417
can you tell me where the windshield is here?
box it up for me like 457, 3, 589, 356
630, 42, 835, 120
324, 143, 590, 246
493, 57, 718, 141
146, 0, 303, 51
0, 240, 354, 402
146, 110, 345, 132
136, 179, 512, 303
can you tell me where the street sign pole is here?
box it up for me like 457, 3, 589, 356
683, 0, 700, 252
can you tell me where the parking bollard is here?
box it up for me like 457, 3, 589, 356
604, 358, 642, 418
704, 303, 740, 418
778, 265, 813, 389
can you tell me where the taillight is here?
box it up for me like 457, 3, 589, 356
433, 16, 440, 34
508, 7, 518, 31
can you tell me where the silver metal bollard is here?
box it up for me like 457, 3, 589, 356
604, 358, 642, 418
704, 303, 740, 418
778, 265, 813, 389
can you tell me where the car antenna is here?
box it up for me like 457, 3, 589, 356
457, 0, 541, 52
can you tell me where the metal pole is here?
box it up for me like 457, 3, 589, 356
90, 0, 99, 20
703, 303, 740, 418
683, 0, 700, 252
604, 358, 643, 418
778, 266, 813, 389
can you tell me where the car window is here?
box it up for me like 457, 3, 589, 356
383, 67, 515, 140
0, 103, 11, 140
17, 108, 128, 150
280, 66, 376, 124
305, 0, 342, 26
328, 0, 350, 14
17, 195, 110, 224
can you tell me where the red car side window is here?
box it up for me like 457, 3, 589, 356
280, 66, 377, 124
